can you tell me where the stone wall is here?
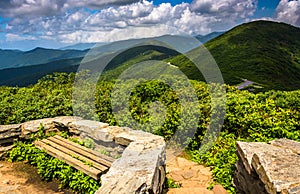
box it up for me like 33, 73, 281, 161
0, 116, 166, 194
234, 139, 300, 194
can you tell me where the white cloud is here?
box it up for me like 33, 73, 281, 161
57, 25, 177, 43
0, 0, 64, 19
249, 17, 276, 23
0, 0, 139, 19
191, 0, 257, 18
6, 33, 37, 41
63, 0, 139, 10
189, 0, 258, 33
0, 0, 261, 45
276, 0, 300, 26
173, 7, 219, 34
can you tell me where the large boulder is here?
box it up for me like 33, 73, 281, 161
234, 139, 300, 194
96, 130, 166, 194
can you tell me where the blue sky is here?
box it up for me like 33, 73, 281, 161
0, 0, 299, 50
154, 0, 193, 5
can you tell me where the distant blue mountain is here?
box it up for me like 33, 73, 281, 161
195, 31, 225, 43
60, 43, 105, 50
0, 47, 87, 70
0, 57, 81, 87
87, 34, 202, 58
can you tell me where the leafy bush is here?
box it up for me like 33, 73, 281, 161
0, 73, 73, 125
165, 177, 182, 189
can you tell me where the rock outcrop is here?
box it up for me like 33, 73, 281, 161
0, 116, 80, 157
0, 116, 166, 194
234, 139, 300, 194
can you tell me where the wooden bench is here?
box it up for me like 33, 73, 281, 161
34, 135, 115, 180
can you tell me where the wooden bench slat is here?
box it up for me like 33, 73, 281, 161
47, 136, 112, 167
34, 141, 102, 180
53, 135, 115, 164
41, 139, 108, 172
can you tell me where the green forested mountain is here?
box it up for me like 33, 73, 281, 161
0, 45, 180, 86
170, 20, 300, 90
0, 57, 81, 87
0, 47, 87, 70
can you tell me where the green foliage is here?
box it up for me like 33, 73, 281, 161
68, 137, 85, 146
99, 45, 180, 81
165, 177, 182, 189
7, 141, 100, 194
0, 73, 73, 125
82, 138, 95, 149
189, 89, 300, 193
98, 149, 110, 156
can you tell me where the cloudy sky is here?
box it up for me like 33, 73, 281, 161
0, 0, 299, 50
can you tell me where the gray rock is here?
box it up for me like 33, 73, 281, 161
0, 124, 21, 143
115, 130, 163, 146
96, 133, 166, 194
269, 138, 300, 155
0, 137, 18, 145
93, 127, 114, 143
236, 141, 266, 174
235, 139, 300, 194
252, 146, 300, 193
69, 119, 109, 137
21, 116, 81, 137
106, 126, 131, 139
0, 145, 14, 157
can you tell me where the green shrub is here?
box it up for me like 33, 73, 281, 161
165, 177, 182, 189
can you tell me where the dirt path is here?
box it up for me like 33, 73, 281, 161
166, 156, 228, 194
0, 161, 73, 194
0, 156, 228, 194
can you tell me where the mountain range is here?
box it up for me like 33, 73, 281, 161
0, 47, 86, 70
0, 20, 299, 90
0, 34, 204, 86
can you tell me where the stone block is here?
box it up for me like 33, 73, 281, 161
235, 139, 300, 194
96, 135, 166, 194
21, 116, 81, 137
69, 120, 109, 137
0, 124, 21, 141
269, 138, 300, 155
93, 127, 114, 142
0, 145, 14, 157
115, 130, 164, 146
